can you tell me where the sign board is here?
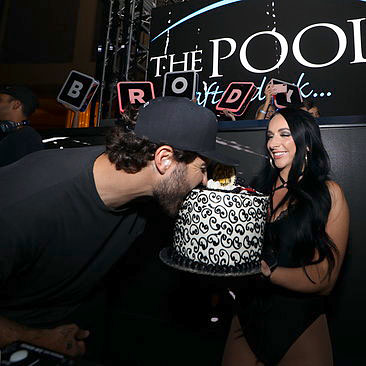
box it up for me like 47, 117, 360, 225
163, 70, 199, 100
148, 0, 366, 118
117, 81, 155, 113
269, 78, 303, 109
216, 82, 257, 116
57, 70, 99, 112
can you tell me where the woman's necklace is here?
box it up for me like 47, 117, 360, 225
274, 174, 287, 191
269, 175, 288, 216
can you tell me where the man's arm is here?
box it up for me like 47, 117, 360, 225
0, 316, 89, 357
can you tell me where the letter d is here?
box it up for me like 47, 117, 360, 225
226, 89, 242, 103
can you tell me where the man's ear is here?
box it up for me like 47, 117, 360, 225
154, 145, 175, 174
11, 99, 22, 111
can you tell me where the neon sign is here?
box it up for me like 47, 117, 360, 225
151, 18, 366, 78
149, 0, 366, 116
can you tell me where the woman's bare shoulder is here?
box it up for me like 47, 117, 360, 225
326, 180, 346, 200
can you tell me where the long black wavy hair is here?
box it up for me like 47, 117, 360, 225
253, 108, 337, 280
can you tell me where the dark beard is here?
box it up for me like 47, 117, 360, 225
152, 164, 190, 217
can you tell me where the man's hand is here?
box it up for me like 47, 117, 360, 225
25, 324, 90, 357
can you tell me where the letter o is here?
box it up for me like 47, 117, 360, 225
240, 30, 288, 73
172, 77, 188, 94
293, 23, 347, 68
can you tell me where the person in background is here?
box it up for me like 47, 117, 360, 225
222, 108, 349, 366
0, 85, 43, 166
300, 99, 320, 118
117, 102, 140, 131
255, 83, 276, 120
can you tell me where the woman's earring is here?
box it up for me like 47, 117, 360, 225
304, 153, 308, 167
269, 157, 275, 169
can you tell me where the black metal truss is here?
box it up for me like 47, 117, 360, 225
97, 0, 156, 122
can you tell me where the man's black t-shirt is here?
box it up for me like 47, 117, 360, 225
0, 126, 44, 167
0, 146, 146, 326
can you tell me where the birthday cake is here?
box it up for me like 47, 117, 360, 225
160, 179, 269, 276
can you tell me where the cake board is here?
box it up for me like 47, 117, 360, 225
159, 247, 277, 278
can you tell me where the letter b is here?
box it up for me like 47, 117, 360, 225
67, 81, 83, 98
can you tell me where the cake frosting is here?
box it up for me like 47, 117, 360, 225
171, 186, 268, 273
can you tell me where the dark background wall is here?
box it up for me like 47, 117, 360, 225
0, 0, 79, 64
0, 0, 101, 129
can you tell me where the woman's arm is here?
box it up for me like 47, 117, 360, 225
255, 84, 274, 120
262, 181, 350, 294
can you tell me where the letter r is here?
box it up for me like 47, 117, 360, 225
128, 89, 145, 104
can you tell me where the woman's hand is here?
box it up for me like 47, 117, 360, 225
261, 260, 272, 279
264, 83, 275, 102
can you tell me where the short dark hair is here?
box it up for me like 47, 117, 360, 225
19, 100, 33, 118
0, 85, 38, 118
106, 126, 198, 173
301, 99, 320, 114
7, 96, 32, 118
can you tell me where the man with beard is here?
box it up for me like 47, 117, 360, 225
0, 97, 237, 360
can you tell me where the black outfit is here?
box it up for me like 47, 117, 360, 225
0, 126, 44, 167
236, 208, 326, 366
0, 146, 146, 327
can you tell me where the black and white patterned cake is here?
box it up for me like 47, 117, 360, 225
164, 185, 269, 275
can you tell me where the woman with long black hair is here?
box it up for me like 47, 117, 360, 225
222, 108, 349, 366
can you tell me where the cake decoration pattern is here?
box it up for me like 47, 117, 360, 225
160, 185, 269, 276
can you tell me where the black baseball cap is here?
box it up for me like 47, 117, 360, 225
134, 96, 238, 166
0, 85, 39, 117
